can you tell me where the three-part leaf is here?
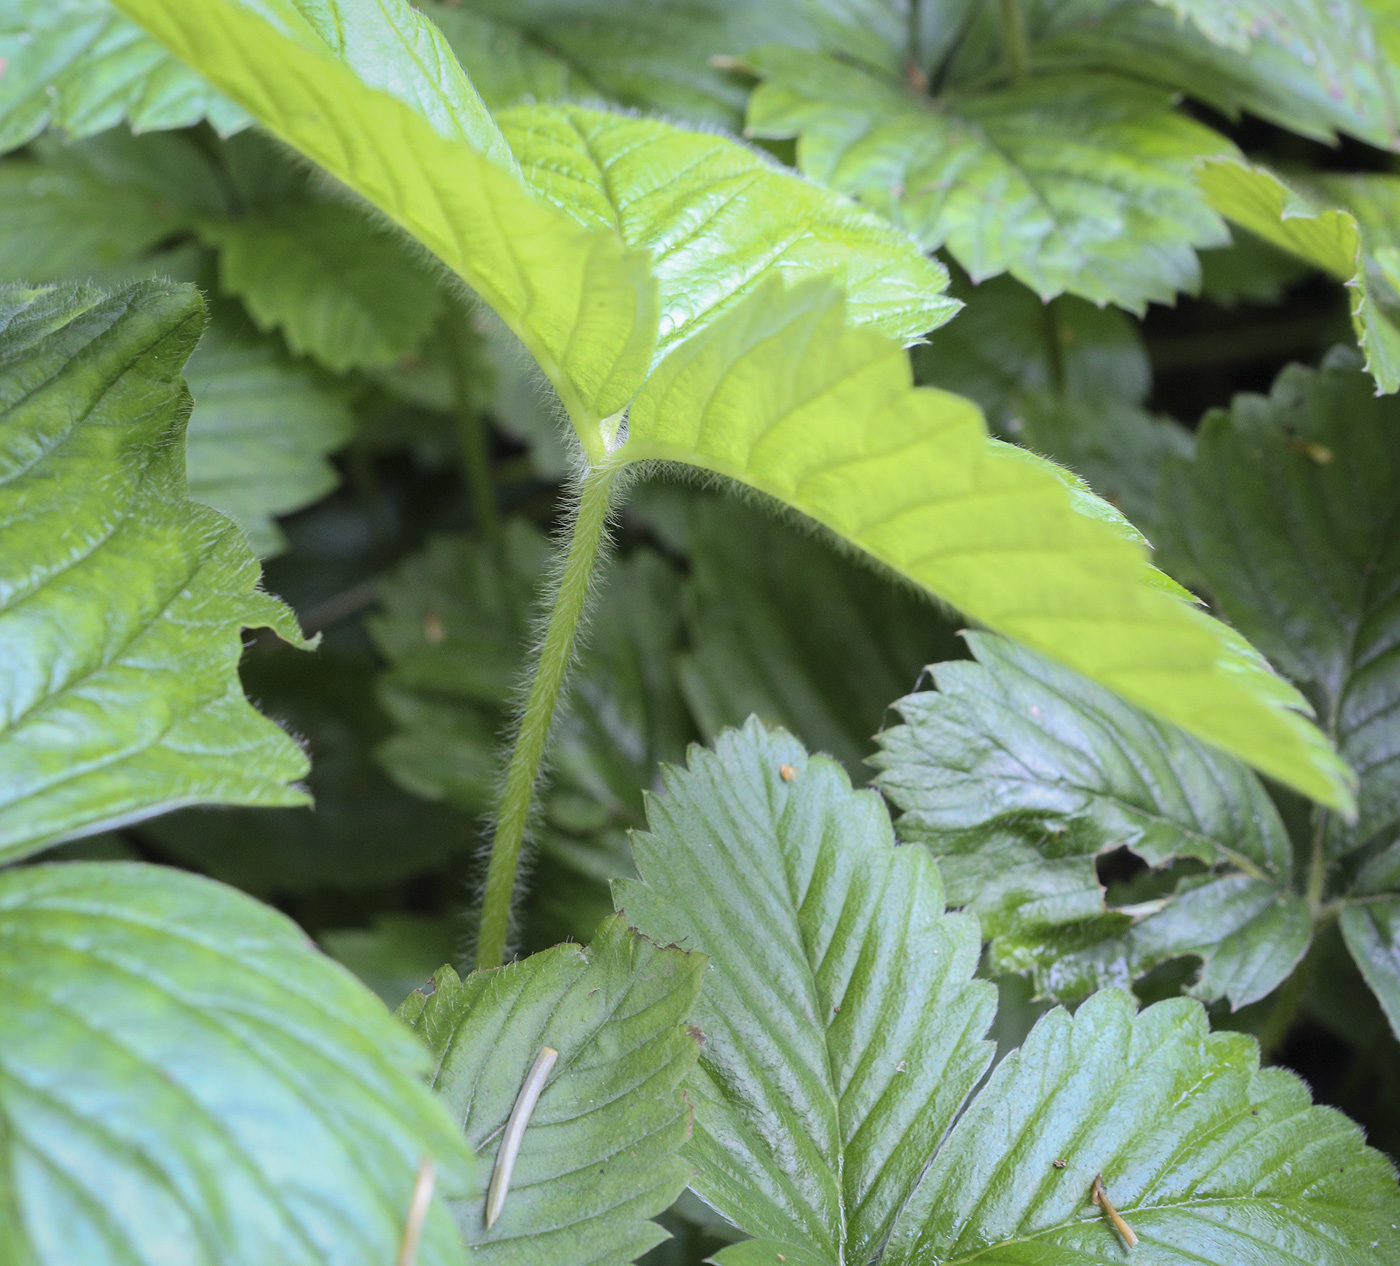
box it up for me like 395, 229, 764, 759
0, 862, 473, 1266
110, 0, 1359, 813
398, 914, 705, 1263
618, 721, 1400, 1264
0, 281, 308, 859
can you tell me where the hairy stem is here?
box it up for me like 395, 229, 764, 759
998, 0, 1030, 82
444, 306, 499, 540
476, 464, 620, 968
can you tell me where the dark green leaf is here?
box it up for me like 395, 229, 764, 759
1008, 391, 1195, 542
0, 862, 472, 1266
399, 914, 705, 1264
1160, 356, 1400, 853
0, 280, 308, 860
677, 492, 960, 776
372, 524, 694, 888
0, 129, 225, 283
143, 648, 470, 893
913, 273, 1152, 430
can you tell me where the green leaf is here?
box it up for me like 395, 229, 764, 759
143, 648, 471, 893
0, 129, 225, 284
201, 197, 447, 373
1198, 227, 1315, 307
0, 0, 249, 152
677, 491, 960, 776
1159, 355, 1400, 854
616, 720, 996, 1261
113, 0, 1358, 810
617, 720, 1400, 1264
872, 632, 1301, 1006
1196, 157, 1400, 394
1341, 838, 1400, 1040
398, 913, 705, 1263
0, 861, 472, 1266
183, 308, 353, 555
372, 524, 694, 883
745, 52, 1234, 311
495, 103, 957, 356
912, 273, 1152, 431
0, 280, 309, 861
111, 0, 666, 429
618, 275, 1353, 811
418, 0, 779, 126
875, 632, 1293, 878
1008, 391, 1196, 541
1033, 1, 1400, 153
321, 913, 460, 1009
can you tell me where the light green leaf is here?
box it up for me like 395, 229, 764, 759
0, 129, 225, 283
0, 0, 249, 152
110, 0, 665, 428
617, 721, 1400, 1264
496, 103, 955, 356
1159, 356, 1400, 854
113, 0, 1358, 809
1196, 157, 1400, 394
398, 914, 705, 1263
144, 648, 471, 893
372, 525, 694, 884
872, 632, 1300, 1006
616, 720, 995, 1261
0, 280, 309, 861
0, 861, 472, 1266
746, 52, 1234, 311
677, 492, 960, 776
184, 308, 353, 554
201, 198, 446, 373
617, 275, 1353, 811
913, 273, 1152, 431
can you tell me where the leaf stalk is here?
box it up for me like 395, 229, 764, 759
476, 463, 620, 968
998, 0, 1031, 82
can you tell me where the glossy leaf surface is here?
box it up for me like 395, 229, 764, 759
0, 281, 308, 860
0, 862, 472, 1266
399, 914, 704, 1264
873, 633, 1301, 1007
618, 722, 1400, 1264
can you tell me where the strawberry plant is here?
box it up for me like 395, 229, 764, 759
1, 1, 1399, 1262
